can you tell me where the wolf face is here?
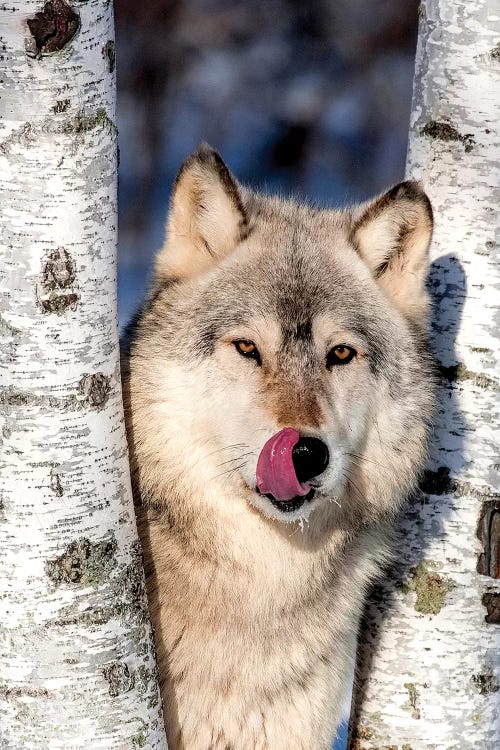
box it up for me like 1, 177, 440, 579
126, 145, 433, 528
123, 145, 434, 750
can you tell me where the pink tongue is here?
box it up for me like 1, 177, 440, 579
256, 428, 310, 502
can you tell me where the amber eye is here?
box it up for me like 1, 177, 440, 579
233, 339, 261, 365
326, 345, 356, 368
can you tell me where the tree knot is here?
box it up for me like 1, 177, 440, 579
27, 0, 80, 57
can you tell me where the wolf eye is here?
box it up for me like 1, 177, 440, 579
233, 339, 261, 365
326, 345, 356, 368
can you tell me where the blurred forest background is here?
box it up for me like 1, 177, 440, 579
115, 0, 421, 328
115, 2, 420, 744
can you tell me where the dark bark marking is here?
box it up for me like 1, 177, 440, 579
40, 247, 76, 289
0, 375, 114, 413
349, 740, 364, 750
472, 669, 499, 695
477, 501, 500, 578
50, 467, 63, 497
491, 43, 500, 61
420, 466, 452, 496
438, 361, 499, 390
132, 729, 148, 749
0, 123, 35, 155
421, 470, 499, 502
421, 120, 475, 152
0, 315, 21, 340
474, 240, 496, 258
482, 592, 500, 624
350, 726, 406, 750
52, 98, 70, 114
102, 40, 115, 73
52, 546, 149, 628
39, 292, 79, 313
0, 386, 47, 408
0, 683, 50, 699
37, 247, 79, 314
0, 386, 73, 410
63, 108, 110, 134
102, 661, 135, 697
123, 542, 148, 611
112, 540, 149, 622
45, 534, 117, 586
421, 121, 461, 142
438, 364, 464, 383
134, 665, 153, 696
353, 726, 373, 740
0, 314, 21, 362
27, 0, 80, 56
1, 112, 114, 155
78, 372, 111, 409
53, 605, 115, 627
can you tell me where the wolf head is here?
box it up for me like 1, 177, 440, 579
125, 145, 434, 530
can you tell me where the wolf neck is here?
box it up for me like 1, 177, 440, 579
140, 478, 352, 593
138, 476, 384, 702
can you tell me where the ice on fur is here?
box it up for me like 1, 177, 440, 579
122, 144, 435, 750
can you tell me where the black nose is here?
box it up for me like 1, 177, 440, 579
292, 437, 329, 484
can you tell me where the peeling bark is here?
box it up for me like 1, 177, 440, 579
350, 1, 500, 747
0, 1, 168, 748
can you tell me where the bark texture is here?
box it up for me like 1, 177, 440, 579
350, 1, 500, 748
0, 2, 168, 748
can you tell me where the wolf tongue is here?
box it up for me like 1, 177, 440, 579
256, 428, 310, 502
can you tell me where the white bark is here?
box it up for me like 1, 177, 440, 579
0, 2, 168, 748
350, 1, 500, 748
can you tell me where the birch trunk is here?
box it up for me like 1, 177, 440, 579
349, 1, 500, 747
0, 2, 168, 748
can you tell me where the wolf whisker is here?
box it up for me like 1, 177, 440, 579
344, 474, 365, 504
208, 461, 249, 483
191, 443, 249, 470
215, 451, 255, 468
346, 452, 390, 471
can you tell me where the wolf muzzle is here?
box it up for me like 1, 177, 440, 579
256, 428, 329, 511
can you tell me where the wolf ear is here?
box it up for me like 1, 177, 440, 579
351, 181, 433, 326
156, 144, 248, 280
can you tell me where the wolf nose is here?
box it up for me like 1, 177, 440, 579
292, 437, 329, 483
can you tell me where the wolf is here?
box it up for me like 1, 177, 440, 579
122, 144, 435, 750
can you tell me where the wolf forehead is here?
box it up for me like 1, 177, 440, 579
198, 199, 372, 322
154, 218, 397, 378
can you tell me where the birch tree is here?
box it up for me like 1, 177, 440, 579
0, 1, 168, 747
349, 1, 500, 747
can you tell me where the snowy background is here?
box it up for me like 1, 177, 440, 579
115, 1, 420, 744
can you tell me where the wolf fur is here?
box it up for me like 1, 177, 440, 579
122, 144, 435, 750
